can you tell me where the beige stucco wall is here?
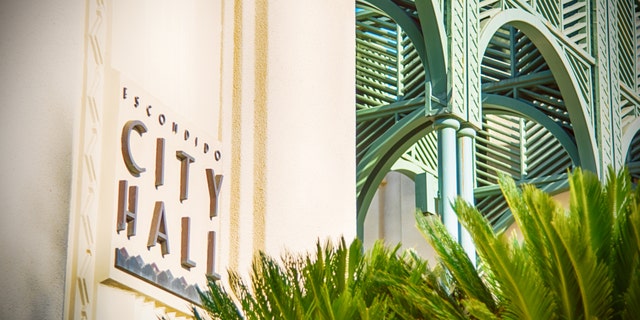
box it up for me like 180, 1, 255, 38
263, 0, 356, 255
0, 1, 85, 318
364, 172, 437, 261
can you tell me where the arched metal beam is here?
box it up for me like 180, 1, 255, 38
415, 0, 448, 94
390, 158, 429, 179
479, 9, 599, 174
356, 107, 436, 239
482, 94, 581, 166
621, 118, 640, 160
362, 0, 428, 73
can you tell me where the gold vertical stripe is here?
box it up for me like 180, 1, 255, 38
229, 0, 243, 271
253, 0, 268, 253
217, 0, 225, 140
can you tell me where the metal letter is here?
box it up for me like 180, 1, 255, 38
116, 180, 138, 238
121, 120, 147, 177
206, 169, 223, 218
155, 138, 165, 188
207, 231, 220, 280
181, 217, 196, 269
147, 201, 169, 256
176, 151, 195, 202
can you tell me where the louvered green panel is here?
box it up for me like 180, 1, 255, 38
636, 2, 640, 94
619, 0, 636, 90
474, 115, 573, 230
356, 1, 431, 181
519, 87, 570, 124
401, 33, 426, 99
525, 120, 573, 177
354, 0, 640, 237
515, 29, 548, 75
562, 0, 589, 51
627, 133, 640, 178
480, 25, 574, 137
482, 26, 513, 84
621, 89, 640, 128
356, 2, 426, 107
356, 7, 400, 110
397, 132, 439, 175
564, 50, 593, 118
474, 111, 573, 222
535, 0, 561, 28
475, 193, 510, 228
356, 116, 396, 162
476, 114, 523, 187
479, 0, 502, 25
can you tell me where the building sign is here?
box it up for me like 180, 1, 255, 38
97, 75, 223, 307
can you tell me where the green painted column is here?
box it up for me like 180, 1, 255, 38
436, 118, 460, 240
457, 126, 477, 265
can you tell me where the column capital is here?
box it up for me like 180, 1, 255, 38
457, 126, 476, 138
433, 118, 460, 131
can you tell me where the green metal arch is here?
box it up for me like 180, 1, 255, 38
621, 118, 640, 160
361, 0, 426, 65
415, 0, 448, 95
482, 94, 581, 166
356, 108, 436, 239
479, 9, 599, 174
390, 158, 431, 179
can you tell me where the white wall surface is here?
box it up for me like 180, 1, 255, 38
364, 172, 437, 261
0, 1, 85, 318
263, 0, 357, 256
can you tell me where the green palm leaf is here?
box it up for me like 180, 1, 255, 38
500, 175, 576, 319
196, 168, 640, 320
415, 212, 497, 312
455, 197, 556, 319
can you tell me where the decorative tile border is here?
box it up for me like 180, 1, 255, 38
114, 248, 202, 305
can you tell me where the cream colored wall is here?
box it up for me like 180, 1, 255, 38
0, 1, 85, 319
263, 0, 356, 255
79, 0, 355, 318
214, 0, 357, 272
364, 172, 437, 261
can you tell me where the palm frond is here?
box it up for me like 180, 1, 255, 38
569, 169, 612, 261
499, 174, 577, 319
195, 275, 244, 320
196, 168, 640, 320
462, 297, 499, 320
621, 264, 640, 320
415, 211, 497, 312
551, 207, 614, 319
455, 175, 556, 320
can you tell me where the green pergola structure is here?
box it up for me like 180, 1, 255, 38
355, 0, 640, 257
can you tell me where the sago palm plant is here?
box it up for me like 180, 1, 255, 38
193, 237, 470, 319
192, 238, 383, 319
416, 168, 640, 319
195, 168, 639, 319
